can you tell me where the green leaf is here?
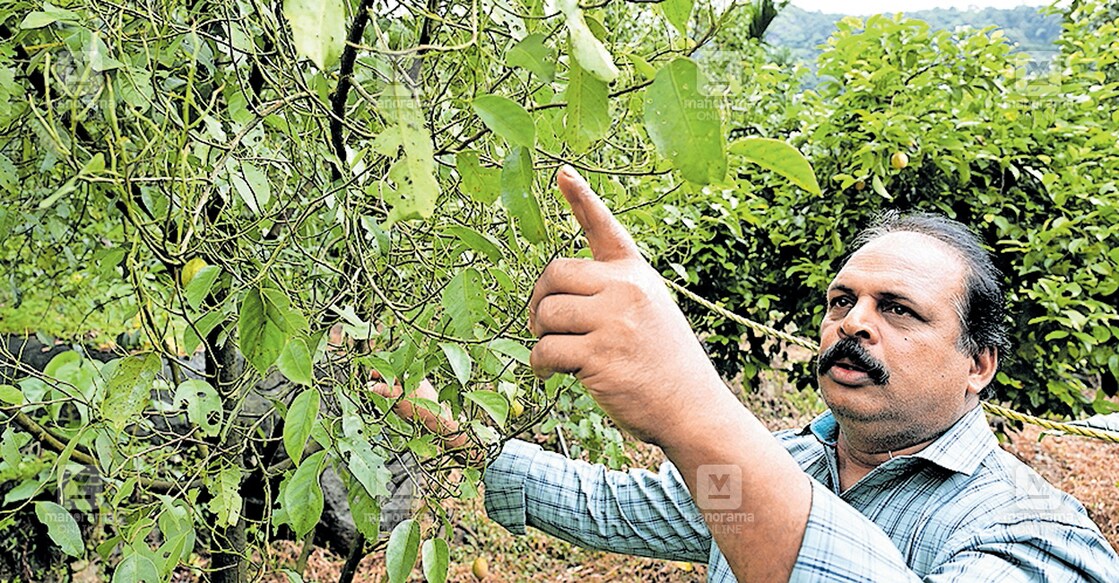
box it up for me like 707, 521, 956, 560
659, 0, 693, 36
183, 310, 224, 356
112, 552, 161, 583
184, 265, 221, 311
439, 343, 472, 386
506, 34, 555, 82
277, 337, 314, 386
207, 464, 243, 527
39, 176, 78, 210
284, 388, 320, 465
728, 137, 821, 195
446, 225, 502, 263
385, 519, 421, 583
381, 83, 441, 225
101, 353, 160, 432
443, 268, 489, 338
465, 390, 509, 427
472, 95, 535, 149
346, 478, 381, 540
282, 0, 345, 70
19, 6, 80, 29
565, 60, 610, 152
35, 502, 83, 557
559, 0, 619, 83
228, 159, 272, 214
279, 569, 306, 583
421, 538, 450, 583
239, 287, 302, 374
501, 147, 547, 244
285, 450, 326, 538
488, 338, 531, 365
871, 174, 892, 200
173, 380, 223, 437
455, 151, 500, 205
628, 53, 656, 80
340, 438, 393, 499
644, 58, 726, 185
0, 384, 22, 405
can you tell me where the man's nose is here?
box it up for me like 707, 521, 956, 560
838, 299, 877, 342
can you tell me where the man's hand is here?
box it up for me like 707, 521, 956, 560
531, 166, 812, 582
369, 379, 475, 456
528, 166, 727, 445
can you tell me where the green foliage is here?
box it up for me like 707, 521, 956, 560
2, 0, 1113, 577
657, 3, 1119, 417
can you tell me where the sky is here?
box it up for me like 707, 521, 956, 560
790, 0, 1056, 14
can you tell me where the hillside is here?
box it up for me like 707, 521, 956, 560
767, 4, 1064, 66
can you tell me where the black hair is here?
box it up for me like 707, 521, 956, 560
846, 211, 1009, 398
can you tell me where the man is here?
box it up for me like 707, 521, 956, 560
378, 167, 1119, 581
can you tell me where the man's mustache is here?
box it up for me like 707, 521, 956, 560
816, 336, 891, 385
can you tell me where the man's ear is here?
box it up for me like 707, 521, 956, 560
968, 347, 998, 396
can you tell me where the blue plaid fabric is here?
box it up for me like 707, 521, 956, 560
484, 406, 1119, 581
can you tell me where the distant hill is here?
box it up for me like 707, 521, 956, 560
766, 4, 1064, 66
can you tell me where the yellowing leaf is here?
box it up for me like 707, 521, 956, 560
284, 450, 326, 538
659, 0, 693, 37
282, 0, 345, 70
277, 337, 314, 386
465, 390, 509, 427
380, 84, 440, 225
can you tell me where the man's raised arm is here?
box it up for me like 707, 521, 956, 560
528, 166, 813, 582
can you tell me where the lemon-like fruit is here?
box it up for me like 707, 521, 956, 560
854, 180, 866, 191
890, 151, 909, 170
471, 556, 489, 580
511, 400, 525, 418
181, 257, 207, 287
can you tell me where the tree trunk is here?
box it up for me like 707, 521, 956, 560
206, 330, 249, 583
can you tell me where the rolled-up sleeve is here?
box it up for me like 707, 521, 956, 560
483, 439, 711, 562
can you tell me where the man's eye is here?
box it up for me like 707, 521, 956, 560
886, 304, 911, 316
829, 297, 851, 308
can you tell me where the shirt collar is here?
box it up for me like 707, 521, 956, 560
800, 406, 996, 476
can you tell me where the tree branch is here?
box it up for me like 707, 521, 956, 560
330, 0, 378, 180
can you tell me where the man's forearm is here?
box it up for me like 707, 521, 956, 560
659, 382, 812, 583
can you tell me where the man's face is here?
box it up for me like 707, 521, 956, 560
816, 231, 993, 452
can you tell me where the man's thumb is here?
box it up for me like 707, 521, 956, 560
557, 165, 640, 262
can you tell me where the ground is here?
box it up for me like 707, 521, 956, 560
252, 403, 1119, 582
